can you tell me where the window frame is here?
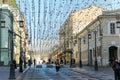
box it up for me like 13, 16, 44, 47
110, 22, 116, 35
0, 21, 5, 28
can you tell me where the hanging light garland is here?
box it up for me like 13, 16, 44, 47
37, 0, 41, 50
16, 0, 120, 55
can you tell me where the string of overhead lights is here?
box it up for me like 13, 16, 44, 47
37, 0, 41, 49
29, 2, 32, 48
33, 0, 37, 55
16, 0, 120, 55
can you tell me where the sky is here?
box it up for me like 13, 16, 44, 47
15, 0, 120, 55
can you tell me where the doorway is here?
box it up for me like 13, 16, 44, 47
109, 46, 118, 64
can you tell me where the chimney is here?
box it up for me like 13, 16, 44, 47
3, 0, 8, 4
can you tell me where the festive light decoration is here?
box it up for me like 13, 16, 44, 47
16, 0, 120, 55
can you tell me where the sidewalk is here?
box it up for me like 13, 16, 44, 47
64, 65, 114, 80
0, 66, 29, 80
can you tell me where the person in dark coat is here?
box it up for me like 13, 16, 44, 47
28, 59, 32, 67
55, 59, 60, 72
13, 60, 17, 69
112, 58, 120, 80
33, 59, 36, 68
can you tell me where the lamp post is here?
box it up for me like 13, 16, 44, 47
79, 38, 82, 68
94, 30, 98, 71
24, 34, 27, 68
24, 52, 26, 68
8, 30, 16, 79
19, 20, 24, 72
69, 38, 73, 67
88, 33, 91, 66
62, 32, 66, 65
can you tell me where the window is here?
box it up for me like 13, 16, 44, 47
1, 21, 5, 27
116, 21, 120, 28
110, 23, 115, 34
88, 33, 91, 39
19, 21, 24, 27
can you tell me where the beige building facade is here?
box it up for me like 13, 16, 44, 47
73, 9, 120, 66
58, 5, 120, 67
75, 9, 120, 66
59, 5, 105, 65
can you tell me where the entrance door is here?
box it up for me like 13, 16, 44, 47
109, 46, 117, 64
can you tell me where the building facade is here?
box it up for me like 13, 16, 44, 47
59, 5, 105, 65
75, 9, 120, 66
59, 5, 120, 66
0, 0, 28, 66
0, 7, 13, 65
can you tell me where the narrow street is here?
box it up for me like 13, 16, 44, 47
0, 1, 119, 80
21, 64, 114, 80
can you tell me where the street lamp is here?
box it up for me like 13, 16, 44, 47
68, 37, 73, 67
61, 32, 66, 65
94, 30, 98, 71
79, 38, 82, 68
88, 33, 91, 66
24, 33, 28, 68
19, 20, 24, 72
8, 30, 16, 79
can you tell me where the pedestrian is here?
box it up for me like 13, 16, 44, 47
112, 58, 120, 80
33, 59, 36, 68
60, 59, 63, 64
28, 59, 32, 67
55, 59, 60, 72
13, 60, 17, 69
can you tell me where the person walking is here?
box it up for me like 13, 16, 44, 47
33, 59, 36, 68
55, 59, 60, 72
28, 59, 32, 67
112, 58, 120, 80
13, 60, 17, 69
